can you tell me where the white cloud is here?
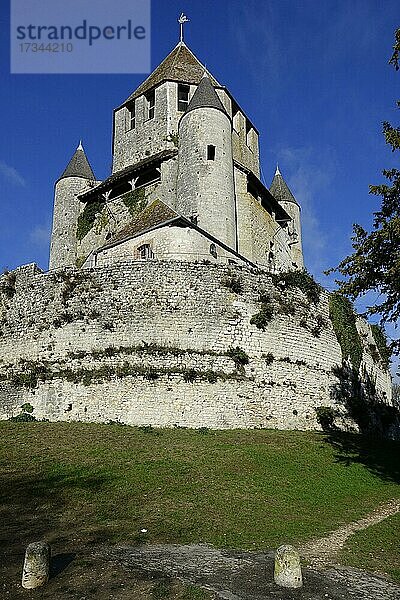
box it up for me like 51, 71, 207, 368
30, 223, 51, 247
0, 160, 26, 187
277, 145, 337, 278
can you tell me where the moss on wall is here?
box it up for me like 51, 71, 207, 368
122, 187, 147, 217
76, 199, 106, 241
370, 324, 391, 370
329, 292, 363, 371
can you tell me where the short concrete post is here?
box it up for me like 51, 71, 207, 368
22, 541, 50, 589
274, 545, 302, 588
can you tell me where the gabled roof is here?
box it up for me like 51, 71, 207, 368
186, 74, 226, 115
120, 42, 220, 106
270, 166, 299, 207
101, 199, 178, 248
94, 199, 256, 267
58, 143, 95, 182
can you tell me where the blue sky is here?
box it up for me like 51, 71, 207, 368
0, 0, 398, 373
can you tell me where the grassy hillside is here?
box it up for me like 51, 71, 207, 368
1, 423, 399, 580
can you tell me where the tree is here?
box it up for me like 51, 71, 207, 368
327, 28, 400, 363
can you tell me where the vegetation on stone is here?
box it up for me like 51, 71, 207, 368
326, 28, 400, 363
329, 292, 363, 371
272, 270, 322, 304
250, 295, 274, 329
370, 324, 392, 369
76, 199, 106, 241
122, 187, 147, 217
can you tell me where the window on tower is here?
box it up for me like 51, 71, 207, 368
145, 90, 155, 120
178, 84, 190, 111
127, 101, 135, 130
207, 145, 216, 160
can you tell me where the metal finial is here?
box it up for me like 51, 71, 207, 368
275, 164, 281, 176
178, 13, 189, 43
77, 140, 83, 151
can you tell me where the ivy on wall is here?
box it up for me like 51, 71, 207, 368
329, 292, 363, 371
122, 187, 147, 217
76, 199, 106, 241
370, 324, 391, 369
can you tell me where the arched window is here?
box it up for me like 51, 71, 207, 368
136, 244, 154, 259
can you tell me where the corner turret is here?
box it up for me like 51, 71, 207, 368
49, 143, 96, 270
270, 166, 304, 269
176, 74, 236, 250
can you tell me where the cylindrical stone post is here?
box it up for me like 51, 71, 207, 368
274, 545, 302, 588
22, 541, 50, 589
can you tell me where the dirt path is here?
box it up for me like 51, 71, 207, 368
299, 498, 400, 567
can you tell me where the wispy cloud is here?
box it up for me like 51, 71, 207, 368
0, 160, 26, 187
227, 1, 282, 88
30, 222, 51, 247
277, 145, 337, 279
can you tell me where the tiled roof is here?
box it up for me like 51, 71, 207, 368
121, 42, 220, 106
270, 167, 299, 206
186, 74, 226, 115
98, 199, 179, 249
59, 145, 95, 181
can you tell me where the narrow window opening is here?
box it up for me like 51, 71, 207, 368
127, 101, 135, 130
136, 244, 154, 260
178, 84, 190, 112
207, 145, 216, 161
209, 243, 217, 258
145, 90, 155, 120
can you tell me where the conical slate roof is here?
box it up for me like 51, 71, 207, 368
270, 166, 299, 206
59, 143, 95, 181
185, 74, 226, 115
121, 42, 220, 105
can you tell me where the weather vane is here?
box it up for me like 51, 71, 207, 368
178, 13, 189, 43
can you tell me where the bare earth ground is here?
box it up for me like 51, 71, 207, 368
2, 500, 400, 599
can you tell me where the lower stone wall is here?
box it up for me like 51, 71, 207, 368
0, 261, 392, 430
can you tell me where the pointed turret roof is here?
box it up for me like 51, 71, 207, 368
185, 73, 226, 115
59, 143, 95, 181
121, 42, 220, 106
270, 166, 299, 206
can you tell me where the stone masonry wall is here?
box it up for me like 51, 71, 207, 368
0, 261, 392, 430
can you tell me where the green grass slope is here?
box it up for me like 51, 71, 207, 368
1, 423, 399, 579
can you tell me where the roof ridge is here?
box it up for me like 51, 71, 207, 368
270, 168, 299, 207
58, 145, 95, 182
119, 43, 220, 106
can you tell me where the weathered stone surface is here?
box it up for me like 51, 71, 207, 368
274, 545, 302, 588
0, 262, 392, 429
22, 541, 50, 589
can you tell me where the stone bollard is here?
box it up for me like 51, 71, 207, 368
22, 541, 51, 589
274, 544, 302, 588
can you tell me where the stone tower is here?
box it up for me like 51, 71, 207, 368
270, 166, 304, 269
176, 74, 236, 250
49, 143, 95, 270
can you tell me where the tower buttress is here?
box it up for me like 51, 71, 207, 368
176, 75, 236, 249
49, 143, 95, 270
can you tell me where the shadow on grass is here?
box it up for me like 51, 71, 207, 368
322, 430, 400, 485
0, 466, 117, 553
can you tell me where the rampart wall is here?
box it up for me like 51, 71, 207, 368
0, 262, 392, 430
